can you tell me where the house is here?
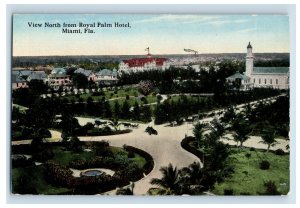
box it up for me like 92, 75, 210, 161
12, 72, 28, 90
95, 69, 118, 85
74, 68, 96, 81
48, 74, 71, 89
119, 57, 170, 73
26, 71, 48, 83
48, 68, 71, 89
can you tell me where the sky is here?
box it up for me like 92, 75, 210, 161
13, 14, 290, 56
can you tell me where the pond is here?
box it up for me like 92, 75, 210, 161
81, 169, 104, 177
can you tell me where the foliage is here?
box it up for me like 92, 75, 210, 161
262, 180, 281, 195
72, 73, 88, 89
138, 80, 154, 96
259, 160, 270, 170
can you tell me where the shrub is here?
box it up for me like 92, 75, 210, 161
127, 151, 135, 158
263, 180, 281, 195
249, 147, 255, 151
275, 149, 285, 156
126, 94, 130, 100
224, 189, 234, 195
123, 145, 154, 175
259, 160, 270, 170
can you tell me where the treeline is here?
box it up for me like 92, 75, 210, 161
154, 88, 281, 124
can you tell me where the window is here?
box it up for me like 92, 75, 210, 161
265, 79, 267, 84
259, 78, 261, 84
276, 79, 278, 85
270, 79, 272, 84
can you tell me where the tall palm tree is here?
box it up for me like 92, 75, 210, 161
149, 163, 180, 195
259, 131, 278, 152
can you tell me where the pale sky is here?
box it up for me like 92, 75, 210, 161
13, 14, 290, 56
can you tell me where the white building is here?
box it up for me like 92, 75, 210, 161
245, 42, 289, 90
227, 42, 289, 90
119, 57, 170, 73
95, 69, 118, 85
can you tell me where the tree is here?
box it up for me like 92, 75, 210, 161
138, 80, 154, 96
149, 163, 180, 195
114, 100, 121, 118
104, 101, 112, 118
116, 183, 134, 195
108, 118, 122, 131
28, 79, 48, 96
132, 101, 140, 120
231, 120, 252, 147
72, 73, 88, 89
179, 162, 206, 194
121, 100, 130, 119
140, 105, 152, 122
259, 131, 278, 152
193, 122, 207, 149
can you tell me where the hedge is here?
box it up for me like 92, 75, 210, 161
181, 136, 204, 163
123, 145, 154, 175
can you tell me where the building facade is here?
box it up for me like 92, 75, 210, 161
245, 42, 289, 90
119, 57, 170, 73
95, 69, 118, 85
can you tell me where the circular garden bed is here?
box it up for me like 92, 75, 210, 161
11, 141, 154, 195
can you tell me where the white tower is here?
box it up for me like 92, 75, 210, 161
245, 42, 253, 77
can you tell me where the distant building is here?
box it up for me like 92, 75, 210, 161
227, 42, 289, 90
51, 68, 67, 75
245, 42, 289, 89
27, 71, 48, 83
48, 68, 71, 88
119, 57, 170, 73
95, 69, 118, 85
226, 71, 252, 91
12, 72, 28, 90
74, 68, 96, 81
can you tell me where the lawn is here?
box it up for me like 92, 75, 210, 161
12, 165, 71, 195
212, 148, 289, 195
52, 146, 146, 168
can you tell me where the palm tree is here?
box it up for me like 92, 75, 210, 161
193, 122, 207, 149
108, 118, 122, 131
180, 162, 205, 194
149, 163, 180, 195
231, 120, 252, 148
259, 131, 278, 152
116, 182, 134, 195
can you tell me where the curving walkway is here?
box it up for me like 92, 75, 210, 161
77, 118, 200, 195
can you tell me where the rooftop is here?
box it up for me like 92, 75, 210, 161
122, 57, 168, 67
253, 67, 289, 74
226, 72, 250, 81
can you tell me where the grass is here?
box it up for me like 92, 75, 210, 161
212, 148, 289, 195
12, 165, 71, 195
52, 146, 95, 166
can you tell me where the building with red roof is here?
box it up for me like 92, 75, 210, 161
119, 57, 170, 73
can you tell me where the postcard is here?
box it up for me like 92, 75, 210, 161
11, 14, 290, 196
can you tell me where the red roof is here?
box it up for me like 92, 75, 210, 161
123, 58, 167, 67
